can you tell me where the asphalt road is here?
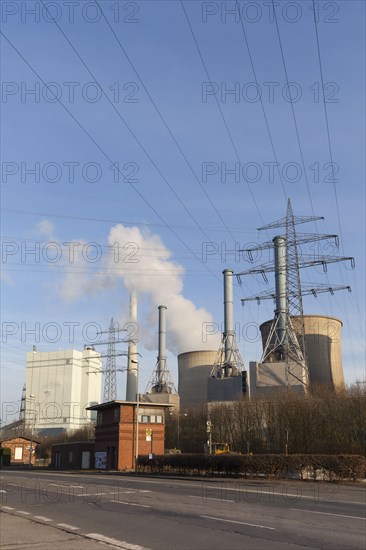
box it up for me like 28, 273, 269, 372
1, 470, 365, 549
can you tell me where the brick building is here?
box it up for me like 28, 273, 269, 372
0, 436, 39, 466
51, 441, 95, 469
88, 401, 171, 470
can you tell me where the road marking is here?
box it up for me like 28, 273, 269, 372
1, 506, 15, 510
57, 523, 80, 530
3, 472, 362, 506
110, 500, 151, 508
34, 515, 52, 522
72, 493, 110, 497
85, 533, 150, 549
0, 490, 7, 493
201, 515, 275, 530
17, 511, 31, 515
189, 495, 235, 503
109, 494, 151, 495
205, 484, 335, 503
290, 508, 366, 520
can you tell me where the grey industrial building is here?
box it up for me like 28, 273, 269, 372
178, 350, 217, 409
258, 315, 344, 389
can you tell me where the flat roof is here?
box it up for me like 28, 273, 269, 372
87, 400, 174, 411
51, 441, 95, 447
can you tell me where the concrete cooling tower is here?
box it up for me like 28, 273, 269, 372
260, 315, 344, 388
178, 351, 217, 409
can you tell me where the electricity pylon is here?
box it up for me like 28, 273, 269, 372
237, 199, 354, 390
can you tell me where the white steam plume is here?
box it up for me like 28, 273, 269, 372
60, 224, 220, 354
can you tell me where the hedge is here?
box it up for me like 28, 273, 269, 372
137, 453, 366, 482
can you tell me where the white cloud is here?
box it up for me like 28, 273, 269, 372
35, 219, 55, 240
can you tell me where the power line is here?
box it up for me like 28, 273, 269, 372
271, 0, 317, 224
235, 0, 287, 200
94, 0, 237, 243
0, 209, 255, 235
1, 264, 213, 275
311, 0, 344, 255
270, 0, 333, 293
38, 0, 221, 249
0, 30, 223, 287
180, 0, 267, 230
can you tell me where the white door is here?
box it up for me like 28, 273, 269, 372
14, 447, 23, 460
81, 451, 90, 469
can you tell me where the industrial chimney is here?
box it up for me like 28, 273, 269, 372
223, 268, 234, 374
144, 305, 177, 395
156, 305, 167, 387
126, 291, 138, 401
208, 269, 246, 400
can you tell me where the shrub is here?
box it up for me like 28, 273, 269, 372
137, 453, 366, 482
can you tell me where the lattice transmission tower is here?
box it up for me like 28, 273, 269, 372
18, 383, 26, 433
92, 318, 129, 402
237, 199, 354, 390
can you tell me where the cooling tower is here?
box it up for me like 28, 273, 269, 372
178, 350, 217, 409
260, 315, 344, 388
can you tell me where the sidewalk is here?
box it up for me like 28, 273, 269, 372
0, 512, 117, 549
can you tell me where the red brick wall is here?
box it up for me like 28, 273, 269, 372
94, 404, 166, 471
1, 437, 37, 465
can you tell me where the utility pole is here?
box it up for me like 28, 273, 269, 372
19, 384, 26, 434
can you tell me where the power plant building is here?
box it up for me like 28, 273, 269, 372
249, 315, 345, 396
178, 350, 217, 409
259, 315, 344, 388
25, 347, 102, 435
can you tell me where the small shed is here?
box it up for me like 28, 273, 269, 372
51, 441, 95, 469
0, 436, 39, 466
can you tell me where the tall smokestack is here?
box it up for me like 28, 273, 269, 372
210, 268, 244, 380
273, 236, 287, 347
126, 291, 138, 401
223, 269, 234, 370
145, 305, 177, 395
157, 305, 167, 381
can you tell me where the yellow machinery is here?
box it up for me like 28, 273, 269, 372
213, 443, 231, 454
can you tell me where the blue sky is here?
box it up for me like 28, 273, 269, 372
1, 0, 365, 417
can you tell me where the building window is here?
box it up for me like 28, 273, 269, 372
97, 411, 103, 426
113, 408, 120, 423
138, 414, 163, 424
89, 402, 98, 422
